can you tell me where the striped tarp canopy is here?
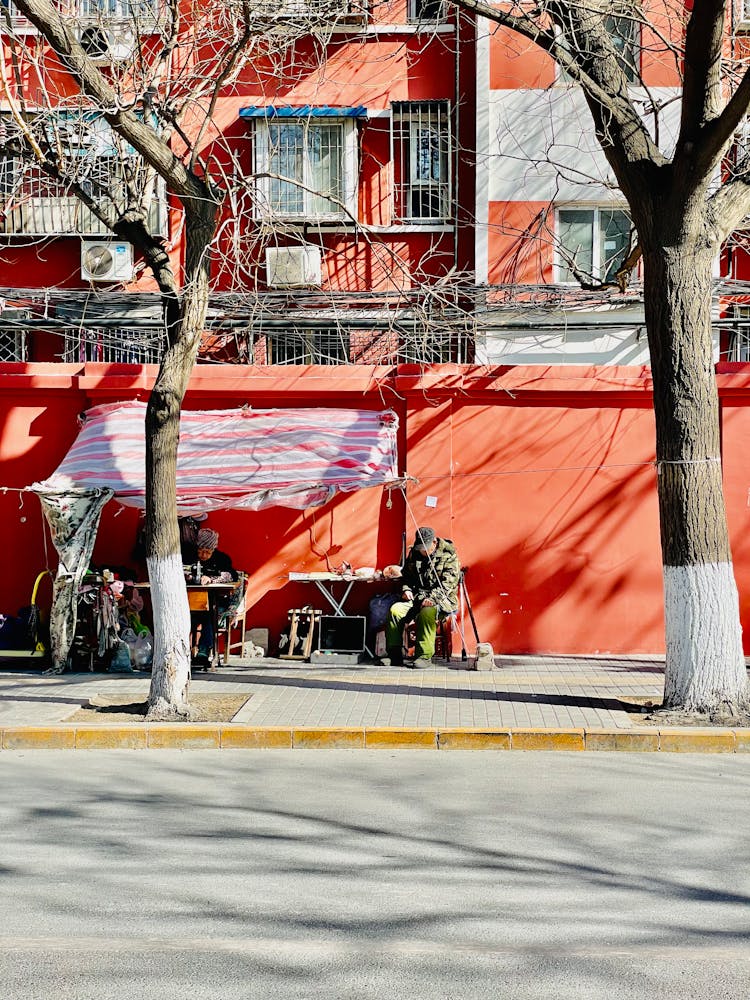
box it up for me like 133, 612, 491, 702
33, 401, 401, 513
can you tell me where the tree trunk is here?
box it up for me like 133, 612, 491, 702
643, 240, 749, 714
145, 204, 216, 720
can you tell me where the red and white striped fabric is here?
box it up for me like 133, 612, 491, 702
35, 401, 401, 512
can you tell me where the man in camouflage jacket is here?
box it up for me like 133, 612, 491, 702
384, 526, 461, 668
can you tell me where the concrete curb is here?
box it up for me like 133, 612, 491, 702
1, 725, 748, 751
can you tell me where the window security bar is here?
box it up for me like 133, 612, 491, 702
0, 156, 166, 236
392, 101, 451, 223
61, 326, 165, 363
0, 327, 25, 361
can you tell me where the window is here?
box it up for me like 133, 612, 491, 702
727, 307, 750, 361
392, 102, 451, 223
557, 10, 639, 85
245, 0, 366, 20
0, 327, 26, 361
0, 114, 167, 236
556, 207, 631, 283
1, 0, 159, 28
263, 328, 350, 364
407, 0, 446, 22
62, 327, 165, 363
605, 12, 639, 83
254, 117, 358, 220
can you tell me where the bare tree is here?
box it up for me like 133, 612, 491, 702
453, 0, 750, 715
1, 0, 355, 717
4, 0, 448, 717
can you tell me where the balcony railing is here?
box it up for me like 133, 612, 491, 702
0, 158, 167, 237
61, 326, 165, 363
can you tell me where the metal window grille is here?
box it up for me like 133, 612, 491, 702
407, 0, 446, 21
728, 309, 750, 361
262, 327, 351, 364
264, 122, 345, 218
0, 327, 25, 360
392, 102, 451, 223
1, 0, 159, 28
557, 207, 631, 283
398, 328, 471, 364
61, 326, 165, 363
77, 0, 159, 19
0, 155, 166, 236
246, 0, 365, 17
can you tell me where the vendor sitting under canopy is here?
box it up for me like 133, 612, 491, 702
191, 528, 238, 669
195, 528, 237, 585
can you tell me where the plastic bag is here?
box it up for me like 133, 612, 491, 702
121, 627, 139, 665
109, 639, 134, 673
133, 631, 153, 668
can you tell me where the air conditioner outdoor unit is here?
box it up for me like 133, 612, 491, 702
81, 241, 134, 283
265, 245, 323, 288
75, 23, 136, 62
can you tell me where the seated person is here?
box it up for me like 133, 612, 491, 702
196, 528, 238, 584
383, 526, 460, 669
190, 528, 239, 668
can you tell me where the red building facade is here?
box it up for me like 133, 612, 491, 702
4, 4, 750, 658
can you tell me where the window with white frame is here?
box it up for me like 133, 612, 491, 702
407, 0, 446, 22
556, 207, 632, 283
254, 117, 358, 220
392, 101, 451, 223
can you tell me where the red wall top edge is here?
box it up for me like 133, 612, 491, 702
6, 360, 750, 401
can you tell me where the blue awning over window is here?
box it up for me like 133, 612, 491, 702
239, 105, 367, 119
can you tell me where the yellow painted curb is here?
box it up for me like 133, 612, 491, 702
3, 726, 76, 749
293, 727, 365, 748
511, 728, 585, 751
585, 729, 660, 752
147, 725, 221, 749
438, 729, 511, 750
221, 726, 293, 749
0, 724, 748, 751
365, 728, 438, 749
658, 728, 736, 753
75, 726, 148, 749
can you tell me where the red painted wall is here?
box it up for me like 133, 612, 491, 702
8, 361, 750, 659
12, 361, 750, 657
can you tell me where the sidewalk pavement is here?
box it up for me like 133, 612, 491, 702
0, 652, 748, 751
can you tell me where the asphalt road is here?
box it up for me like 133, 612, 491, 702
1, 750, 749, 999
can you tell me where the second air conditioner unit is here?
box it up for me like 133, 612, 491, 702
75, 23, 136, 63
265, 245, 323, 288
81, 241, 134, 283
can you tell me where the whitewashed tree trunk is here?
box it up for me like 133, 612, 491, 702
643, 239, 749, 714
145, 204, 216, 720
663, 563, 745, 711
146, 552, 191, 716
